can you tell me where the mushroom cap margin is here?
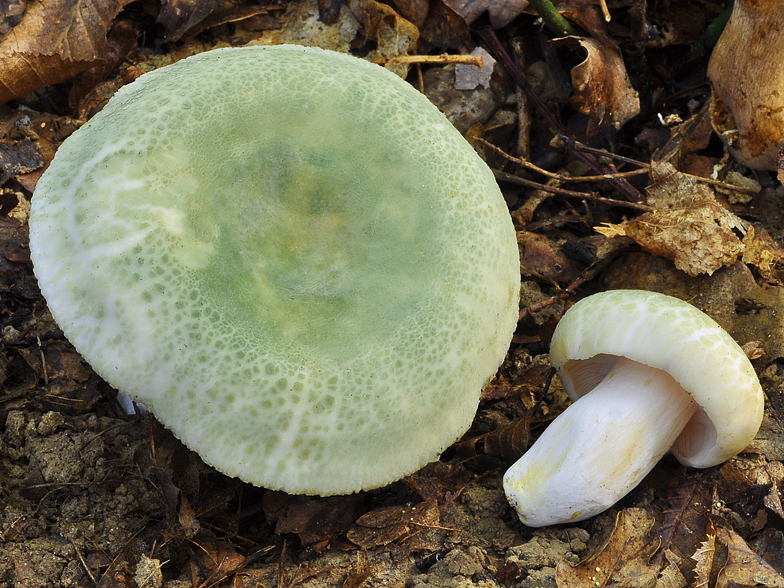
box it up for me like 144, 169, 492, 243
548, 289, 764, 468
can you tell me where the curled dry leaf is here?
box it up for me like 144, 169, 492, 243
347, 0, 419, 77
158, 0, 228, 42
692, 526, 715, 588
555, 508, 658, 588
441, 0, 528, 28
716, 527, 784, 588
596, 162, 782, 276
0, 0, 134, 105
347, 499, 440, 549
556, 36, 640, 136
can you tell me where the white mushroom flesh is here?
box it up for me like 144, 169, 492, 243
504, 356, 698, 527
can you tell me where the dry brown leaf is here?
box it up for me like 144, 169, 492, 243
347, 0, 419, 77
556, 508, 659, 588
657, 550, 687, 588
650, 475, 711, 573
440, 0, 528, 28
716, 527, 784, 588
158, 0, 227, 41
517, 231, 579, 283
347, 498, 439, 549
387, 0, 429, 27
742, 225, 784, 278
562, 37, 640, 135
264, 493, 361, 545
420, 0, 472, 51
691, 526, 715, 588
0, 0, 134, 105
597, 162, 771, 276
187, 538, 246, 580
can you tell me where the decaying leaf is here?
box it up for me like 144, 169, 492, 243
716, 527, 784, 588
558, 36, 640, 136
691, 525, 715, 588
420, 0, 472, 51
184, 538, 246, 582
347, 0, 419, 77
158, 0, 228, 41
263, 492, 361, 545
0, 0, 134, 105
441, 0, 528, 28
556, 508, 659, 587
387, 0, 429, 27
651, 475, 711, 575
596, 162, 782, 276
347, 498, 440, 549
517, 231, 580, 284
657, 549, 688, 588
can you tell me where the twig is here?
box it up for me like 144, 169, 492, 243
474, 26, 646, 204
493, 169, 652, 211
371, 54, 483, 68
481, 138, 651, 181
568, 141, 762, 197
518, 265, 602, 320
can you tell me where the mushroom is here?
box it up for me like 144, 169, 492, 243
29, 45, 521, 496
708, 0, 784, 172
504, 289, 764, 527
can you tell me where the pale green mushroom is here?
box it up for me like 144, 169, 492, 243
29, 45, 521, 496
504, 290, 764, 527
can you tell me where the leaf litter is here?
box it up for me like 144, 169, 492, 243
1, 0, 784, 586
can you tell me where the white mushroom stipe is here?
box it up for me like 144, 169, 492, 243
504, 289, 764, 527
504, 357, 698, 527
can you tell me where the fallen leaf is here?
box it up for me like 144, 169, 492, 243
750, 528, 784, 576
657, 549, 687, 588
186, 538, 246, 580
716, 527, 784, 588
517, 231, 579, 283
598, 162, 768, 276
263, 492, 361, 545
420, 0, 472, 51
556, 508, 659, 587
441, 0, 528, 28
347, 498, 439, 549
650, 475, 711, 575
691, 526, 715, 588
158, 0, 227, 41
387, 0, 429, 27
558, 36, 640, 135
741, 225, 784, 279
0, 139, 43, 183
0, 0, 134, 105
347, 0, 419, 77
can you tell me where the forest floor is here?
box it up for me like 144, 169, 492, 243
2, 0, 784, 586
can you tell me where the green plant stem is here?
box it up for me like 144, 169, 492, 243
526, 0, 579, 37
704, 0, 734, 47
688, 0, 734, 61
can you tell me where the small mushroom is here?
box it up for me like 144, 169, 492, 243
504, 289, 764, 527
708, 0, 784, 172
29, 45, 521, 496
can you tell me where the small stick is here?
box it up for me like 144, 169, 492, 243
371, 54, 483, 68
493, 169, 652, 212
474, 26, 646, 204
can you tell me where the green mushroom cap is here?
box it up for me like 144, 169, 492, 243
29, 45, 521, 495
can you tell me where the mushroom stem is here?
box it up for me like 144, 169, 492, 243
504, 357, 698, 527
